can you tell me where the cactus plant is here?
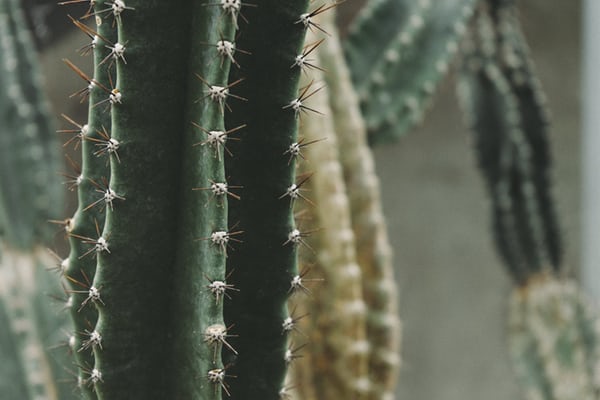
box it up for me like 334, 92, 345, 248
457, 1, 600, 399
2, 0, 595, 399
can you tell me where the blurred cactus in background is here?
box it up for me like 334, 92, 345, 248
0, 0, 596, 400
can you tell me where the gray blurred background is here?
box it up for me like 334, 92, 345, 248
38, 1, 581, 399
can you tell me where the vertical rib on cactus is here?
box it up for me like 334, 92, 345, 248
295, 35, 369, 398
90, 1, 190, 396
224, 1, 309, 398
318, 10, 400, 399
168, 1, 236, 397
62, 2, 116, 396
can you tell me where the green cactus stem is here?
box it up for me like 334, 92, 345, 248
318, 10, 401, 400
457, 0, 561, 283
344, 0, 477, 145
72, 0, 237, 397
223, 1, 311, 398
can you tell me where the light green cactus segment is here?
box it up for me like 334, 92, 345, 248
344, 0, 431, 93
345, 0, 477, 144
0, 0, 63, 249
63, 2, 116, 397
168, 1, 236, 398
508, 276, 600, 400
0, 245, 62, 400
0, 290, 29, 399
318, 11, 401, 399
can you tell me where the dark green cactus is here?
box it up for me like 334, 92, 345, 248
54, 0, 312, 398
457, 0, 561, 284
457, 2, 600, 399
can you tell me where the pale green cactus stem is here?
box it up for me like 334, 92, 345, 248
318, 9, 401, 400
293, 26, 369, 399
0, 246, 58, 400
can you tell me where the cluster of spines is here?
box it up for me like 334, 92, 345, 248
457, 0, 561, 284
344, 0, 478, 144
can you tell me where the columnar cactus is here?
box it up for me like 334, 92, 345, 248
458, 1, 600, 399
55, 0, 313, 398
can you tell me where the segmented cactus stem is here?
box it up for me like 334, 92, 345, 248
318, 10, 401, 400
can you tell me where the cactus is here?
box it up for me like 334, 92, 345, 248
344, 0, 477, 144
49, 0, 315, 398
3, 0, 594, 399
458, 1, 600, 399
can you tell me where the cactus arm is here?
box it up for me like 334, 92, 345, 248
344, 0, 431, 94
491, 1, 562, 271
62, 2, 116, 397
223, 1, 310, 398
168, 2, 236, 398
457, 1, 561, 282
295, 40, 370, 400
318, 10, 401, 399
344, 0, 477, 144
